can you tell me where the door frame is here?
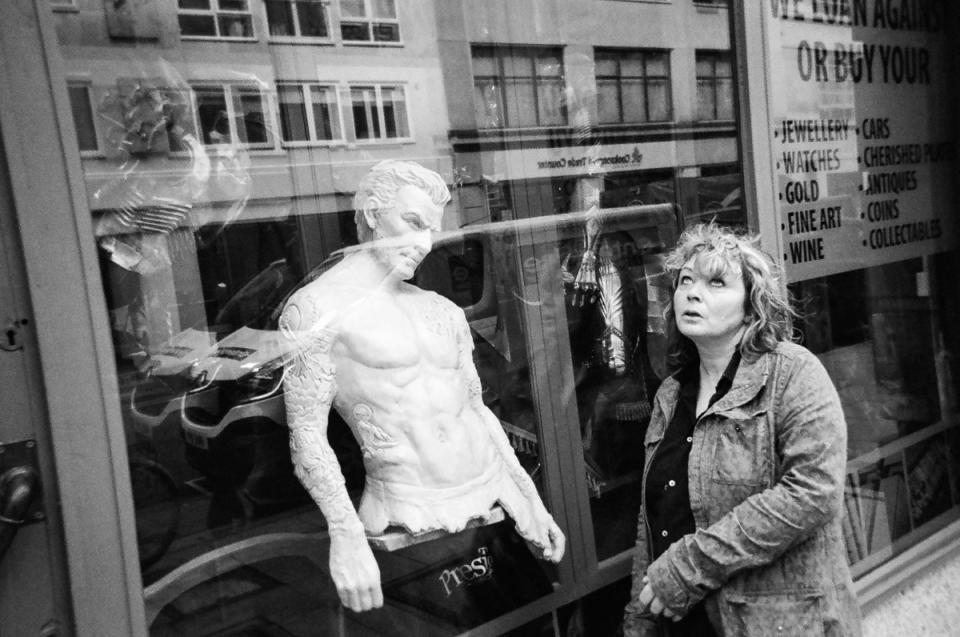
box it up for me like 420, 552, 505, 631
0, 1, 146, 634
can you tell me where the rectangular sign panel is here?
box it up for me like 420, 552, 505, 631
764, 0, 958, 281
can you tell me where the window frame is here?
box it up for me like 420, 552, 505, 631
347, 83, 412, 143
593, 47, 672, 125
276, 81, 345, 146
471, 45, 567, 130
189, 82, 276, 150
264, 0, 332, 42
338, 0, 402, 46
695, 49, 734, 121
177, 0, 257, 41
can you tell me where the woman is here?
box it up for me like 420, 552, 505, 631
622, 223, 861, 636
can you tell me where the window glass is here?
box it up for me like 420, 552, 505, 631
51, 0, 754, 633
278, 85, 308, 141
67, 84, 98, 152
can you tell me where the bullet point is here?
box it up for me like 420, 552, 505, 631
857, 156, 862, 164
862, 240, 867, 246
860, 213, 865, 219
783, 253, 788, 260
779, 192, 783, 200
856, 127, 860, 135
781, 223, 785, 230
776, 161, 781, 169
858, 184, 863, 191
774, 130, 778, 138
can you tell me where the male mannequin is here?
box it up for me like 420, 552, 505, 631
279, 160, 565, 612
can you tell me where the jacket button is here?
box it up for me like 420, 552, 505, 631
686, 436, 693, 443
661, 530, 669, 537
668, 479, 676, 487
735, 425, 742, 432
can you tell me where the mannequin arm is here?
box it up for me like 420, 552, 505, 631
456, 313, 565, 562
280, 303, 382, 612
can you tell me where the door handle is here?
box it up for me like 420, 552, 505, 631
0, 465, 39, 565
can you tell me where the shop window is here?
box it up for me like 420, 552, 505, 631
193, 84, 273, 147
339, 0, 400, 43
472, 46, 566, 129
349, 84, 409, 141
177, 0, 255, 39
265, 0, 330, 39
595, 48, 671, 124
695, 50, 734, 121
66, 83, 98, 153
277, 83, 342, 143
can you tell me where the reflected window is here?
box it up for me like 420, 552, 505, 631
193, 84, 272, 147
339, 0, 400, 43
265, 0, 329, 38
178, 0, 254, 39
277, 83, 342, 143
595, 48, 671, 124
472, 46, 565, 129
66, 82, 98, 153
349, 84, 409, 141
695, 50, 734, 120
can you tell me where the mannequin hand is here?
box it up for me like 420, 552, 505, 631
639, 576, 678, 621
540, 519, 566, 563
329, 534, 383, 612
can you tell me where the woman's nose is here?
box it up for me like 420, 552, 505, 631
685, 281, 702, 300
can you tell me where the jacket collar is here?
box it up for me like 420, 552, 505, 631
655, 349, 772, 422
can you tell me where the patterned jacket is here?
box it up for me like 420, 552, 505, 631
623, 341, 862, 637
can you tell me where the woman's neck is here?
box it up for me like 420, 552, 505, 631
695, 332, 742, 383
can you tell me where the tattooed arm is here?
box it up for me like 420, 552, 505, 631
279, 299, 382, 612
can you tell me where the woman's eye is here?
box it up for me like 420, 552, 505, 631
678, 275, 693, 285
404, 215, 425, 229
710, 278, 725, 287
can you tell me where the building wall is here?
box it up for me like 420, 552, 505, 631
862, 550, 960, 636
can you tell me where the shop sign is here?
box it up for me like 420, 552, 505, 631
490, 141, 680, 181
765, 0, 958, 282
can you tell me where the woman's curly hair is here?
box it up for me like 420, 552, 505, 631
663, 222, 796, 370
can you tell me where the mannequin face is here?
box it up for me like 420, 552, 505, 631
673, 254, 748, 350
369, 185, 444, 280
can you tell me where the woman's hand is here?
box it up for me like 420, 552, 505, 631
638, 576, 679, 621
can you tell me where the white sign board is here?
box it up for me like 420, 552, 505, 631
765, 0, 958, 281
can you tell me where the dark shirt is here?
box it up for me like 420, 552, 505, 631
644, 351, 741, 637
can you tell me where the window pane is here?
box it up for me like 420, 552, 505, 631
67, 85, 98, 152
178, 14, 217, 36
502, 52, 532, 78
696, 56, 715, 77
351, 87, 378, 139
537, 79, 565, 125
645, 53, 669, 76
696, 80, 715, 120
382, 86, 408, 138
309, 86, 340, 139
296, 1, 328, 37
621, 79, 646, 122
372, 0, 396, 19
535, 52, 562, 77
596, 80, 621, 124
341, 21, 369, 41
178, 0, 209, 9
218, 15, 252, 37
594, 55, 618, 78
472, 49, 498, 76
373, 22, 399, 42
218, 0, 249, 10
646, 79, 670, 121
714, 57, 732, 77
195, 87, 229, 143
716, 78, 734, 119
278, 85, 308, 141
265, 0, 295, 36
339, 0, 365, 19
620, 54, 645, 78
505, 78, 537, 126
474, 81, 503, 128
236, 90, 268, 144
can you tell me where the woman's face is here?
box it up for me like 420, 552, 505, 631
673, 254, 748, 349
